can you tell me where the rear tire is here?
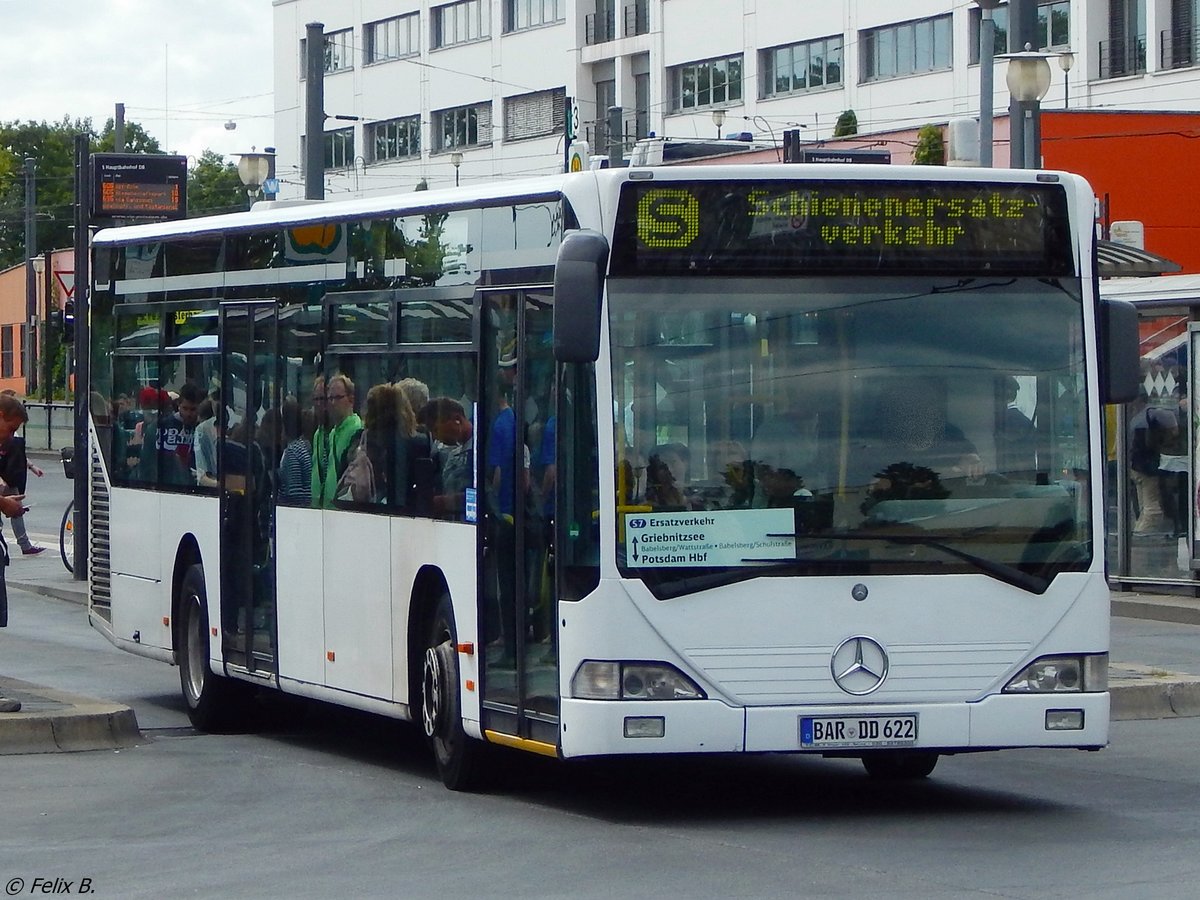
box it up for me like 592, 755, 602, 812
861, 750, 939, 780
178, 563, 241, 731
421, 594, 486, 790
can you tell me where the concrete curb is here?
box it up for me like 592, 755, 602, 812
1112, 596, 1200, 627
1111, 679, 1200, 720
0, 677, 142, 754
7, 580, 86, 606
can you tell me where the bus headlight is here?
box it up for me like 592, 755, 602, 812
1003, 653, 1108, 694
572, 661, 706, 700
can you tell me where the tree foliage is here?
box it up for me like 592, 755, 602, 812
913, 124, 946, 166
188, 150, 247, 217
0, 117, 247, 270
833, 110, 859, 137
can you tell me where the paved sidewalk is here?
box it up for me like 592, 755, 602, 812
4, 562, 1200, 752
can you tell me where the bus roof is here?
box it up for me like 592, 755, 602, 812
91, 164, 1087, 246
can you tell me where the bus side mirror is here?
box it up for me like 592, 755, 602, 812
1100, 297, 1140, 405
553, 230, 609, 363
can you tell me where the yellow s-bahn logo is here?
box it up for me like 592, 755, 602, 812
637, 189, 700, 249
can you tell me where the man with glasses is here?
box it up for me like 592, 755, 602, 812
311, 373, 364, 508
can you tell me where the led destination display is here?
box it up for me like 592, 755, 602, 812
611, 179, 1074, 276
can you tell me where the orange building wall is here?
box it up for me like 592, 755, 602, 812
1041, 110, 1200, 274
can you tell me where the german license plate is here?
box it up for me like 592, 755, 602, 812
799, 714, 918, 749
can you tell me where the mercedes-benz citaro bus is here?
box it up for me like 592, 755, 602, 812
85, 164, 1138, 789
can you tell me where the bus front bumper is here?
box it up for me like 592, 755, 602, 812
558, 693, 1109, 758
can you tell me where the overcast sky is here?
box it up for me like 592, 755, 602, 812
0, 0, 274, 162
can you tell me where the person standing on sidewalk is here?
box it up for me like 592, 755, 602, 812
0, 390, 44, 555
0, 393, 32, 636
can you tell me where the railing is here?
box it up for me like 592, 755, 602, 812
588, 113, 646, 161
1098, 35, 1147, 79
585, 6, 617, 45
1161, 26, 1200, 70
624, 0, 649, 37
20, 402, 75, 452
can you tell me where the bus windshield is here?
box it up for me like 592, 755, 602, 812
610, 274, 1090, 596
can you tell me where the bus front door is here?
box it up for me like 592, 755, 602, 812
479, 290, 558, 746
218, 302, 280, 677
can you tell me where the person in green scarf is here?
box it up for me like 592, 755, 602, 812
311, 373, 364, 508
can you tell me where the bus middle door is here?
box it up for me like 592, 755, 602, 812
218, 301, 280, 678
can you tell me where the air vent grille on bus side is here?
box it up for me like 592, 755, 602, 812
89, 438, 112, 619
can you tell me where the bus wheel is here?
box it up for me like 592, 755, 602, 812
861, 751, 939, 780
178, 564, 240, 732
421, 595, 484, 790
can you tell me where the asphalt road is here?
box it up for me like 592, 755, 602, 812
4, 586, 1200, 899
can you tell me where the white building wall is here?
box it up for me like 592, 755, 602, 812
271, 0, 1200, 198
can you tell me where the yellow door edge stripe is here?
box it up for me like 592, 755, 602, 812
483, 730, 560, 758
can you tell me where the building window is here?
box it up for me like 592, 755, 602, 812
1038, 1, 1071, 48
634, 72, 650, 139
861, 15, 952, 82
594, 79, 616, 151
324, 127, 355, 169
299, 29, 355, 77
370, 116, 421, 161
586, 2, 617, 44
434, 103, 492, 150
968, 3, 1071, 64
968, 5, 1009, 64
1, 326, 12, 378
504, 88, 566, 141
324, 28, 354, 73
504, 0, 563, 33
761, 36, 843, 98
432, 1, 490, 49
670, 54, 744, 111
1165, 0, 1197, 68
624, 0, 649, 37
1101, 0, 1147, 78
366, 13, 419, 63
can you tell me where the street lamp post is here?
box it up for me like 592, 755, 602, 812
975, 0, 1003, 167
1058, 50, 1075, 109
1001, 45, 1053, 169
711, 109, 726, 140
236, 151, 273, 208
450, 151, 463, 187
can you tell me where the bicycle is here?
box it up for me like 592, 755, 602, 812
60, 500, 74, 574
60, 447, 75, 574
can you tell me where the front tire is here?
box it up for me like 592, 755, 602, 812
861, 750, 939, 780
178, 563, 241, 731
421, 594, 485, 790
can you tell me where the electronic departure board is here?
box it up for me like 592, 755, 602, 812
610, 179, 1074, 277
92, 153, 188, 220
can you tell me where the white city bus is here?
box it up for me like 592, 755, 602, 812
86, 165, 1138, 788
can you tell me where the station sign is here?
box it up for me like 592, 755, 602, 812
92, 153, 188, 220
623, 509, 795, 568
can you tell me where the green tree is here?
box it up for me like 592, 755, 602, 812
96, 118, 163, 154
913, 124, 945, 165
833, 110, 858, 137
0, 117, 89, 268
0, 116, 166, 269
187, 150, 247, 216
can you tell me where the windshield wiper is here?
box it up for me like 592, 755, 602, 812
761, 530, 1050, 594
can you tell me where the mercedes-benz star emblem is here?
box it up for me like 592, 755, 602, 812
830, 635, 889, 695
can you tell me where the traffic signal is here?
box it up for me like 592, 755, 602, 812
63, 299, 75, 341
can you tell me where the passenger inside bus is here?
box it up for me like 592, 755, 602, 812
869, 375, 983, 484
426, 396, 473, 518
